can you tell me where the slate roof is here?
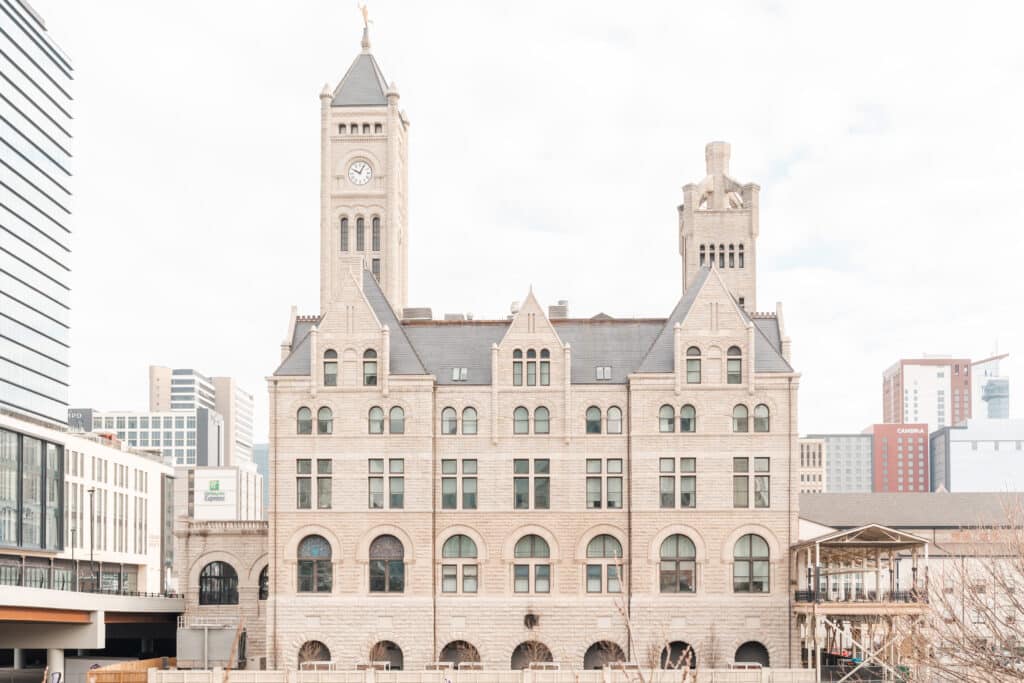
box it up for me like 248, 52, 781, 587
332, 52, 389, 107
275, 266, 793, 380
799, 492, 1024, 529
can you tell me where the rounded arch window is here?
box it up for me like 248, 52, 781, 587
441, 534, 478, 594
585, 406, 602, 434
534, 406, 550, 434
513, 407, 529, 434
586, 534, 622, 593
685, 347, 701, 384
258, 565, 269, 600
659, 405, 675, 433
297, 535, 332, 593
512, 349, 523, 385
296, 407, 312, 435
369, 535, 405, 593
526, 349, 537, 359
441, 407, 457, 435
607, 406, 623, 434
513, 534, 550, 594
199, 561, 238, 605
727, 346, 742, 384
680, 404, 696, 433
462, 407, 478, 435
368, 406, 384, 434
317, 407, 333, 434
659, 534, 696, 593
732, 405, 749, 433
753, 404, 770, 432
389, 406, 405, 434
733, 534, 770, 593
362, 349, 378, 386
323, 349, 338, 386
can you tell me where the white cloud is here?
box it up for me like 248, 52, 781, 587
31, 0, 1024, 438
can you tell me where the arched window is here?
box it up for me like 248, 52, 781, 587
534, 406, 550, 434
718, 243, 725, 268
585, 406, 602, 434
441, 407, 457, 435
371, 216, 381, 251
659, 405, 675, 433
356, 217, 365, 251
607, 406, 623, 434
686, 347, 701, 384
708, 244, 716, 268
738, 244, 745, 268
298, 641, 330, 669
369, 535, 404, 593
441, 534, 478, 594
389, 406, 405, 434
512, 349, 523, 386
586, 534, 622, 593
258, 565, 269, 600
368, 642, 403, 671
368, 406, 384, 434
733, 534, 770, 593
323, 349, 338, 386
296, 407, 312, 435
513, 407, 529, 434
513, 534, 550, 594
732, 405, 749, 433
727, 346, 742, 384
340, 217, 349, 251
659, 535, 696, 593
728, 244, 735, 268
297, 535, 332, 593
462, 407, 478, 435
363, 349, 378, 386
511, 641, 553, 670
539, 349, 551, 386
754, 404, 770, 432
699, 244, 706, 266
526, 349, 537, 386
317, 407, 333, 435
199, 561, 238, 605
680, 404, 696, 433
584, 641, 625, 670
735, 641, 769, 667
439, 641, 480, 667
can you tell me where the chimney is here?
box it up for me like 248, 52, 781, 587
548, 300, 569, 319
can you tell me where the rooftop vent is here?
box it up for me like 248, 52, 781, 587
443, 313, 466, 321
402, 307, 433, 321
548, 300, 569, 319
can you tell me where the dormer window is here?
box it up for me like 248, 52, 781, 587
323, 349, 338, 386
363, 349, 378, 386
595, 366, 612, 380
451, 368, 468, 382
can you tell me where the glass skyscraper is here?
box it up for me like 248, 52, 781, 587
0, 0, 72, 424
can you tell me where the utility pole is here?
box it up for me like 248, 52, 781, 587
87, 487, 95, 591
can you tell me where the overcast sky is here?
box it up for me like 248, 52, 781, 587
33, 0, 1023, 441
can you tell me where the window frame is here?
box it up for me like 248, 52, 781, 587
659, 535, 697, 594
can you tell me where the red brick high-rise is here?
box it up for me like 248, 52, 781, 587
871, 423, 929, 492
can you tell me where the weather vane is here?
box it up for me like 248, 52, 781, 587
358, 2, 369, 29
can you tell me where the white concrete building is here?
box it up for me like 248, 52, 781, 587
930, 418, 1024, 492
805, 433, 872, 493
73, 407, 224, 467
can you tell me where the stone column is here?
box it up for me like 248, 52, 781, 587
12, 648, 24, 669
46, 648, 64, 680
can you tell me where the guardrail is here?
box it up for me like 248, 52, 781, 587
793, 590, 927, 604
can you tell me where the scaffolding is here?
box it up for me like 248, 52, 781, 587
792, 524, 930, 682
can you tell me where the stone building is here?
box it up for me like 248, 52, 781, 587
179, 25, 802, 672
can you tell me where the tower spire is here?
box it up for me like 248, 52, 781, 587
359, 3, 371, 52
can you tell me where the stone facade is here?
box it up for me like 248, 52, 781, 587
178, 24, 803, 673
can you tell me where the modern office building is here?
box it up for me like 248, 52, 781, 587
882, 357, 972, 432
871, 423, 929, 493
252, 442, 269, 515
72, 407, 222, 467
797, 438, 825, 494
177, 25, 803, 672
804, 433, 872, 493
930, 418, 1024, 492
0, 0, 73, 425
150, 366, 254, 465
971, 353, 1010, 420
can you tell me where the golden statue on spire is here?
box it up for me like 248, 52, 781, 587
358, 2, 369, 29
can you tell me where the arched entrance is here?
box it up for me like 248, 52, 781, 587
439, 640, 481, 668
297, 641, 330, 670
660, 641, 696, 669
583, 641, 625, 669
511, 641, 554, 670
735, 641, 770, 667
369, 640, 404, 670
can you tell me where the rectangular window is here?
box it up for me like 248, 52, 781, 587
660, 475, 675, 508
587, 477, 602, 509
317, 459, 332, 509
514, 564, 529, 593
534, 476, 550, 509
733, 476, 749, 508
527, 362, 536, 386
535, 564, 551, 593
463, 564, 478, 593
442, 564, 457, 593
540, 361, 550, 386
686, 359, 701, 384
680, 476, 696, 508
727, 358, 742, 384
607, 476, 623, 509
587, 564, 602, 593
297, 459, 312, 509
371, 258, 380, 281
368, 477, 383, 509
442, 477, 457, 509
754, 476, 770, 508
513, 362, 523, 386
389, 476, 404, 509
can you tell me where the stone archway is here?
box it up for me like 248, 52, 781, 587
297, 641, 329, 670
369, 640, 403, 670
735, 641, 770, 667
583, 640, 625, 669
439, 640, 480, 668
511, 640, 554, 670
660, 641, 696, 669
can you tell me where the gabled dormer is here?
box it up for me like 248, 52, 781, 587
495, 290, 567, 389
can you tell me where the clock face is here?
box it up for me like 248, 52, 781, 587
348, 161, 372, 185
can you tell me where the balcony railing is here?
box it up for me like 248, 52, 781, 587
794, 589, 928, 604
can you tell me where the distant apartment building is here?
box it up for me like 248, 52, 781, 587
149, 366, 254, 465
798, 438, 826, 493
931, 418, 1024, 492
871, 423, 929, 493
71, 406, 224, 467
972, 353, 1010, 420
805, 433, 872, 493
0, 0, 73, 425
882, 357, 972, 432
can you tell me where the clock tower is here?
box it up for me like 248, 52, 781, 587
319, 25, 409, 312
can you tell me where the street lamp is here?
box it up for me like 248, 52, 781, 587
87, 487, 95, 591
